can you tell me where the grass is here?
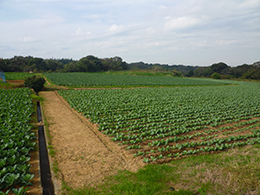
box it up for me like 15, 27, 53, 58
39, 93, 62, 179
61, 144, 260, 195
30, 93, 45, 101
0, 81, 23, 89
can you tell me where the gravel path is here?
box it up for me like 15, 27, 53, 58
40, 91, 143, 192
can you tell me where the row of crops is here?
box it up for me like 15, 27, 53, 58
0, 88, 35, 194
59, 81, 260, 163
4, 72, 35, 81
44, 72, 233, 86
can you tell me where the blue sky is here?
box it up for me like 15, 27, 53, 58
0, 0, 259, 66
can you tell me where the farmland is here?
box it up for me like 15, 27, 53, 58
59, 82, 260, 163
2, 71, 260, 194
44, 72, 233, 86
0, 88, 36, 194
4, 72, 35, 81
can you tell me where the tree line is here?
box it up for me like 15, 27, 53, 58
0, 55, 127, 73
0, 55, 259, 80
128, 61, 260, 80
186, 62, 260, 80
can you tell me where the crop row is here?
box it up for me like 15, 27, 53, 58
4, 72, 35, 81
59, 82, 260, 162
45, 72, 233, 86
0, 88, 35, 194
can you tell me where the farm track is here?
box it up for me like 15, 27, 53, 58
40, 91, 144, 192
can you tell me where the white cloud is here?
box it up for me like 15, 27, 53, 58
237, 0, 260, 9
83, 14, 102, 20
216, 40, 238, 46
189, 40, 208, 48
76, 27, 82, 36
108, 24, 124, 32
159, 5, 167, 10
164, 17, 201, 31
22, 36, 33, 42
0, 0, 259, 66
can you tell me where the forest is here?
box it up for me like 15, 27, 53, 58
0, 55, 260, 80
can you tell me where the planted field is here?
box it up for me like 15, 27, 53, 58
0, 88, 36, 193
44, 72, 232, 86
59, 82, 260, 163
5, 72, 35, 80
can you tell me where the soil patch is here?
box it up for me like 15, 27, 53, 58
6, 80, 24, 84
27, 148, 41, 194
40, 91, 144, 193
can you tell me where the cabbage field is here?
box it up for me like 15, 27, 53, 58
59, 81, 260, 163
0, 88, 36, 193
44, 72, 233, 86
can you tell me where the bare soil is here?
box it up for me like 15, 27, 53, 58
27, 148, 42, 194
6, 80, 24, 84
40, 91, 144, 193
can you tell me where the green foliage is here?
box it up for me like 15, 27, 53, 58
194, 67, 213, 77
11, 187, 29, 195
0, 88, 35, 191
29, 94, 44, 101
211, 72, 221, 79
63, 56, 127, 72
171, 70, 182, 77
24, 75, 46, 92
59, 81, 260, 163
186, 70, 194, 77
64, 164, 191, 195
45, 73, 231, 86
65, 147, 260, 195
5, 72, 36, 80
128, 61, 197, 75
210, 62, 228, 73
1, 55, 127, 73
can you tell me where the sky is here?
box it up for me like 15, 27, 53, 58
0, 0, 260, 66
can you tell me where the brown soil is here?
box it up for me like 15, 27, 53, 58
7, 80, 24, 84
39, 91, 144, 194
27, 148, 41, 194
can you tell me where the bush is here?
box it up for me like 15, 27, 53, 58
24, 75, 46, 92
211, 72, 221, 79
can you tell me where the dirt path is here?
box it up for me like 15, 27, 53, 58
40, 91, 144, 193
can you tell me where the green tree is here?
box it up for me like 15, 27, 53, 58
24, 75, 46, 93
210, 62, 229, 73
211, 72, 221, 79
171, 70, 182, 77
186, 70, 194, 77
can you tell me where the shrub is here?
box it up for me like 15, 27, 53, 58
211, 72, 221, 79
24, 75, 46, 92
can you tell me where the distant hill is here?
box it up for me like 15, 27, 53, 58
128, 62, 199, 75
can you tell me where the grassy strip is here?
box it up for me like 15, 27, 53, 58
62, 144, 260, 195
39, 93, 61, 178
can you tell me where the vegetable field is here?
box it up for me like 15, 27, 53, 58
59, 82, 260, 163
44, 72, 232, 86
0, 88, 36, 193
5, 72, 35, 81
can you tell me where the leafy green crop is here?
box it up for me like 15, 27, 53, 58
44, 72, 234, 86
59, 81, 260, 163
4, 72, 35, 80
0, 88, 35, 192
